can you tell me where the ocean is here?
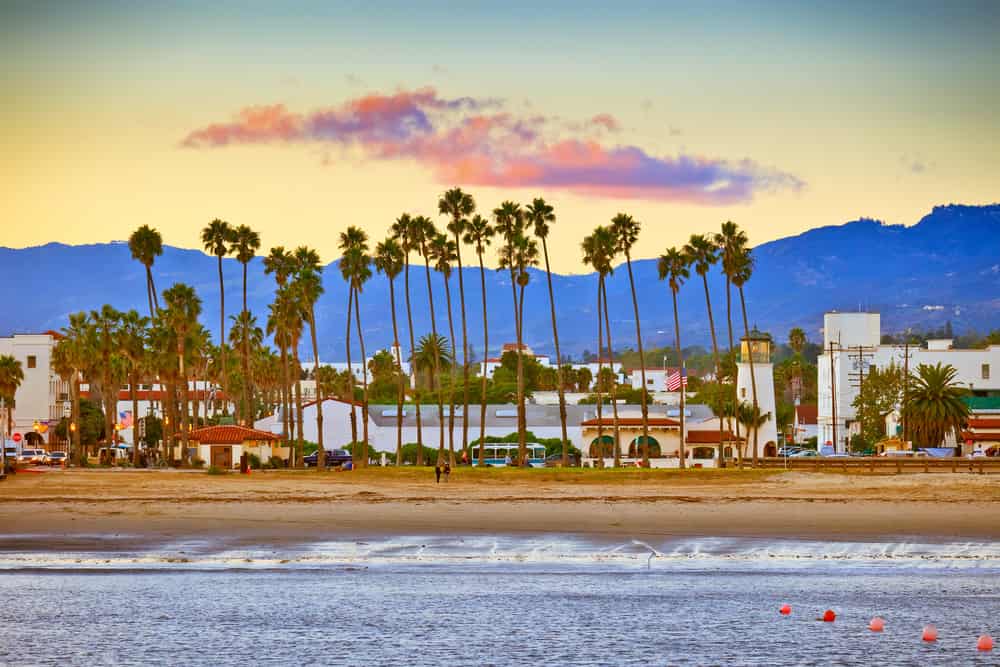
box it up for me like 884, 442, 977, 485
0, 535, 997, 666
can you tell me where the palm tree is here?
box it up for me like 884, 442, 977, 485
90, 304, 124, 455
267, 287, 304, 465
57, 312, 93, 463
730, 247, 761, 466
716, 221, 748, 464
658, 247, 691, 469
788, 327, 807, 356
0, 354, 24, 471
439, 188, 476, 453
128, 225, 163, 317
581, 229, 611, 463
228, 311, 263, 421
737, 402, 772, 461
292, 247, 325, 467
263, 247, 296, 444
430, 232, 459, 466
201, 219, 236, 415
119, 310, 149, 465
374, 238, 406, 466
343, 241, 373, 466
593, 227, 620, 466
232, 225, 261, 421
161, 284, 202, 464
390, 213, 427, 466
528, 198, 571, 465
903, 363, 970, 448
463, 214, 494, 466
412, 215, 447, 462
611, 213, 651, 466
684, 233, 725, 467
412, 333, 452, 435
338, 229, 367, 451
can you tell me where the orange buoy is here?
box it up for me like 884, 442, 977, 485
779, 604, 791, 616
822, 609, 836, 623
922, 624, 938, 642
978, 635, 994, 652
868, 617, 885, 632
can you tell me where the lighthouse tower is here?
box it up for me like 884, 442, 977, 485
736, 331, 778, 457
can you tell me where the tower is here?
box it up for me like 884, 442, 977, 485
736, 331, 778, 456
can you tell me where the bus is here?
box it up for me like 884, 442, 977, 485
470, 443, 546, 467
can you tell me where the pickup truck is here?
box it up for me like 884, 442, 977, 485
302, 448, 353, 468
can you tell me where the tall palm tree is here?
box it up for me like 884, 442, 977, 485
267, 287, 304, 465
412, 332, 452, 438
161, 284, 202, 464
128, 225, 163, 317
716, 221, 748, 465
593, 227, 620, 466
201, 219, 236, 415
119, 310, 149, 465
430, 232, 459, 466
343, 242, 373, 466
412, 215, 447, 462
390, 213, 426, 466
903, 363, 970, 448
232, 225, 261, 422
292, 246, 325, 467
57, 312, 93, 463
338, 229, 367, 450
263, 247, 296, 444
730, 246, 760, 466
737, 402, 772, 461
374, 238, 406, 466
684, 233, 725, 467
788, 327, 807, 355
582, 229, 611, 463
528, 198, 571, 465
439, 188, 476, 453
658, 247, 691, 469
0, 354, 24, 471
610, 213, 650, 466
90, 304, 124, 454
463, 214, 494, 466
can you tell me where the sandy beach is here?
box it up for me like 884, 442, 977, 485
1, 467, 998, 549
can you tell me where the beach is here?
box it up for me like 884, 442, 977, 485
1, 467, 998, 548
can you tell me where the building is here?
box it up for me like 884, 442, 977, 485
187, 424, 285, 469
793, 404, 818, 444
817, 311, 1000, 453
627, 367, 693, 392
736, 332, 778, 456
0, 332, 69, 446
302, 344, 411, 385
479, 342, 624, 388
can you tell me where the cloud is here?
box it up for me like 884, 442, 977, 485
182, 87, 802, 204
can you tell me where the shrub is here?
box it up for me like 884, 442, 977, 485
267, 455, 285, 469
399, 443, 440, 465
206, 465, 226, 475
191, 457, 206, 469
248, 453, 262, 470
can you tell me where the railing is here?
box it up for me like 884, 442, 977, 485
755, 456, 1000, 474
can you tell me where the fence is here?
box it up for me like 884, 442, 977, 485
756, 456, 1000, 474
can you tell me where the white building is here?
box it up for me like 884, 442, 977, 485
736, 333, 778, 455
0, 332, 69, 446
302, 344, 411, 384
817, 311, 1000, 452
479, 343, 624, 388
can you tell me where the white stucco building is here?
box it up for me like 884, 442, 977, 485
0, 332, 69, 446
736, 333, 778, 455
479, 343, 624, 388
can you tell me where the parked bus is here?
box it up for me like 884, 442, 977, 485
470, 443, 546, 467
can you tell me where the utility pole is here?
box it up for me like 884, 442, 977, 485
829, 340, 837, 453
902, 338, 910, 444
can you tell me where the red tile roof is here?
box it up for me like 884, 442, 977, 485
961, 431, 1000, 442
581, 417, 680, 427
795, 405, 818, 425
686, 430, 744, 444
188, 425, 280, 444
967, 418, 1000, 429
80, 390, 231, 401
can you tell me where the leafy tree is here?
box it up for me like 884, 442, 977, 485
54, 398, 105, 448
851, 364, 905, 444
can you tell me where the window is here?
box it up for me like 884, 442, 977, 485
647, 379, 655, 385
983, 364, 991, 380
27, 355, 36, 369
741, 387, 747, 399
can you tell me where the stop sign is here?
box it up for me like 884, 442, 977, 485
12, 433, 22, 443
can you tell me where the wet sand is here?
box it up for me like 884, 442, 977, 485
0, 467, 998, 549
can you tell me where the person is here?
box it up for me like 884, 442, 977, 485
504, 454, 512, 466
434, 464, 441, 483
461, 449, 469, 465
443, 462, 451, 482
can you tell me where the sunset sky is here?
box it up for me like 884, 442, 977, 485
3, 1, 998, 273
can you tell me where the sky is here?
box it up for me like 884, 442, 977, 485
2, 1, 998, 273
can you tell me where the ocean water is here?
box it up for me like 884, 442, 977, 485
0, 536, 997, 666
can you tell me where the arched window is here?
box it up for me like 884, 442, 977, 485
589, 435, 615, 458
628, 435, 661, 458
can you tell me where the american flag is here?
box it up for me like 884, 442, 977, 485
666, 368, 688, 391
118, 410, 133, 429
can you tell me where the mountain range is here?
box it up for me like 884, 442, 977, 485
2, 203, 998, 360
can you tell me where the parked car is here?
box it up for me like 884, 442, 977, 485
302, 448, 353, 468
777, 447, 802, 457
544, 453, 579, 467
823, 453, 850, 458
48, 451, 68, 466
18, 449, 48, 464
790, 450, 818, 457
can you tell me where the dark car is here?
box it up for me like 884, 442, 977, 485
303, 448, 353, 468
544, 452, 579, 467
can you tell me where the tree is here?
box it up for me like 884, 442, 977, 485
119, 309, 150, 465
128, 224, 163, 317
412, 333, 452, 439
439, 187, 476, 454
55, 312, 94, 463
201, 219, 236, 414
788, 327, 807, 356
90, 304, 124, 454
658, 247, 691, 468
463, 214, 494, 466
730, 245, 761, 466
530, 198, 571, 466
161, 284, 202, 464
391, 213, 427, 466
612, 213, 651, 466
582, 227, 620, 464
737, 402, 771, 461
850, 364, 905, 445
341, 233, 372, 466
715, 221, 748, 464
412, 215, 447, 463
374, 237, 407, 466
263, 247, 296, 445
902, 363, 970, 449
430, 232, 459, 466
232, 224, 261, 422
0, 354, 24, 471
292, 247, 325, 468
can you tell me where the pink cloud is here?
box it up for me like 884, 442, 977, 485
182, 87, 802, 204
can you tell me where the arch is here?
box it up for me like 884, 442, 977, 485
628, 435, 661, 458
25, 432, 44, 447
763, 442, 777, 457
589, 435, 615, 458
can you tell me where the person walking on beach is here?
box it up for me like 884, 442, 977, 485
443, 462, 451, 482
434, 464, 442, 483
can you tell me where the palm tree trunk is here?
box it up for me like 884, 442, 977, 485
672, 289, 686, 469
353, 293, 370, 468
421, 253, 445, 464
739, 286, 760, 466
595, 276, 605, 462
702, 274, 726, 468
131, 373, 140, 466
241, 262, 250, 422
507, 264, 525, 464
453, 234, 471, 455
179, 344, 190, 465
294, 350, 304, 467
443, 274, 457, 467
477, 252, 489, 467
624, 252, 649, 466
309, 310, 324, 469
71, 372, 81, 464
726, 277, 742, 469
344, 286, 357, 450
389, 276, 404, 467
541, 238, 569, 466
217, 257, 228, 416
145, 267, 156, 318
516, 281, 528, 465
278, 343, 290, 444
403, 260, 424, 466
601, 280, 621, 467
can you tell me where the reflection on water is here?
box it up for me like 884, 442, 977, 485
0, 537, 997, 666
